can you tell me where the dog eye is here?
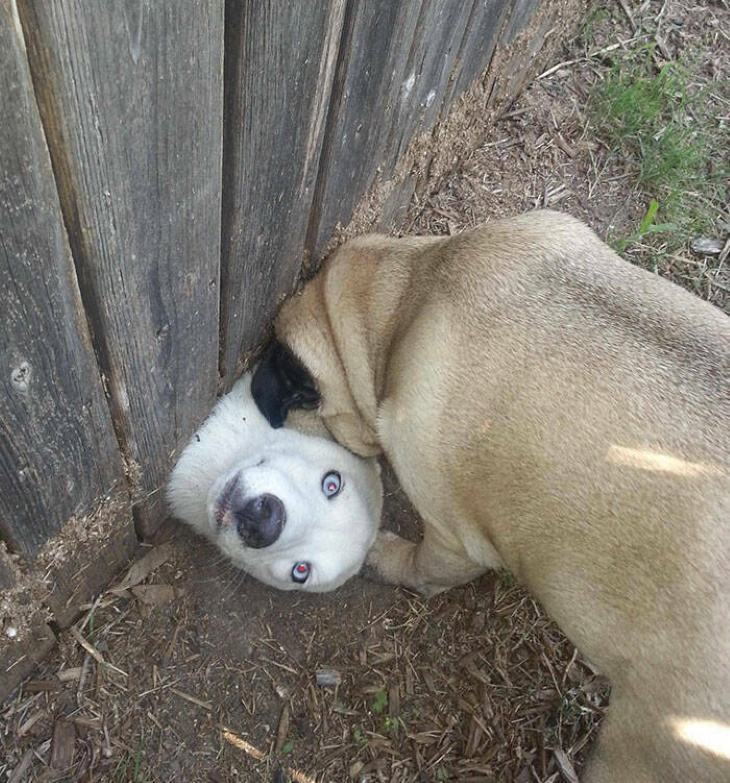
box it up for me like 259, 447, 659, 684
292, 561, 310, 583
322, 471, 342, 498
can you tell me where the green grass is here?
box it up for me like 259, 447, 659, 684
590, 45, 728, 270
111, 727, 146, 782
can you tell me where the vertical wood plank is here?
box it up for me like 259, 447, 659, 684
376, 0, 514, 229
0, 0, 129, 557
220, 0, 345, 383
439, 0, 514, 114
502, 0, 540, 45
305, 0, 410, 261
18, 0, 225, 534
307, 0, 514, 261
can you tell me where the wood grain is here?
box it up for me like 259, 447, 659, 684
220, 0, 346, 383
306, 0, 515, 261
18, 0, 225, 534
0, 0, 129, 556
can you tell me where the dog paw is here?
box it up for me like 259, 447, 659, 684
365, 530, 418, 586
366, 530, 404, 564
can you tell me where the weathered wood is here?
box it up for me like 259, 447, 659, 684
220, 0, 346, 383
0, 547, 18, 591
18, 0, 224, 534
376, 0, 520, 230
440, 0, 514, 112
41, 500, 140, 628
0, 0, 129, 557
502, 0, 541, 45
0, 620, 56, 704
306, 0, 514, 261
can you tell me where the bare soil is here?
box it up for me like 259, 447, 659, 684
2, 2, 727, 782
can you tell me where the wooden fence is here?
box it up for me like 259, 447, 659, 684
0, 0, 581, 696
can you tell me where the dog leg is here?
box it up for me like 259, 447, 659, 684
367, 528, 487, 596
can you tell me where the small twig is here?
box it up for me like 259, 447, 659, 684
76, 651, 91, 706
221, 728, 265, 760
719, 238, 730, 265
69, 626, 127, 678
536, 36, 649, 80
617, 0, 637, 31
169, 687, 213, 711
221, 727, 318, 783
7, 748, 34, 783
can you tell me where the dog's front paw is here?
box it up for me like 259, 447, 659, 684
365, 530, 423, 588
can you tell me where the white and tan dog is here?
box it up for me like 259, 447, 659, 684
251, 210, 730, 781
167, 373, 382, 592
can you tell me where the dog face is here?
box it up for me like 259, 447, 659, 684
206, 446, 380, 591
167, 374, 382, 592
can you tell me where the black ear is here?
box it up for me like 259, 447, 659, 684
251, 342, 320, 428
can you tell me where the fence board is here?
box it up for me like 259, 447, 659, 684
306, 0, 511, 260
502, 0, 541, 45
440, 0, 514, 113
220, 0, 346, 383
18, 0, 224, 535
308, 0, 556, 257
0, 1, 129, 557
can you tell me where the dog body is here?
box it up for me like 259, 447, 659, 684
167, 373, 382, 592
252, 211, 730, 780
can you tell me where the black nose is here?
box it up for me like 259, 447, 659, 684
234, 494, 285, 548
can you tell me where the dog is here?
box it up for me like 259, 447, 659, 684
251, 210, 730, 781
167, 373, 382, 592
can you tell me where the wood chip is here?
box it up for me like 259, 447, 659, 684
22, 679, 60, 692
18, 709, 47, 737
274, 703, 290, 755
57, 667, 83, 683
554, 747, 580, 783
222, 728, 266, 760
222, 727, 317, 783
51, 720, 76, 770
131, 584, 175, 606
7, 748, 34, 783
108, 543, 173, 594
170, 687, 213, 711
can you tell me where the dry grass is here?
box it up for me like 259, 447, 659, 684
0, 547, 608, 782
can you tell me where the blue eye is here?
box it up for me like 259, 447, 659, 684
292, 561, 310, 583
322, 471, 342, 498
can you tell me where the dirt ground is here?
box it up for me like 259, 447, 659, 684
2, 2, 728, 781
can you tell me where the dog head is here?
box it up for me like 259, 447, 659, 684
168, 375, 383, 592
205, 444, 382, 591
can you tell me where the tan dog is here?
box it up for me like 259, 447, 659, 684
251, 210, 730, 781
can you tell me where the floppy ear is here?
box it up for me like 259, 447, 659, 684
251, 342, 320, 428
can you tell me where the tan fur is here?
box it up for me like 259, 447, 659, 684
275, 210, 730, 781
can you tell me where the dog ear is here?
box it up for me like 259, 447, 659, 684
251, 342, 320, 428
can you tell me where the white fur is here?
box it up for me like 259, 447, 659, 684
167, 373, 382, 592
